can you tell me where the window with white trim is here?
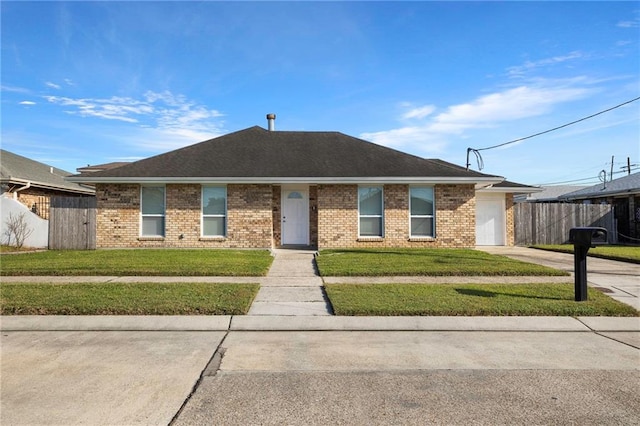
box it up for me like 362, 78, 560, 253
358, 186, 383, 237
202, 186, 227, 237
141, 186, 165, 237
410, 187, 435, 237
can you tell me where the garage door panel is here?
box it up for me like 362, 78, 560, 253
476, 197, 505, 246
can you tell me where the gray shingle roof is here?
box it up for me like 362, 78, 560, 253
71, 126, 502, 184
561, 172, 640, 200
1, 150, 94, 194
518, 185, 588, 202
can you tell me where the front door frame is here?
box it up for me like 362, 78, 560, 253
281, 185, 310, 246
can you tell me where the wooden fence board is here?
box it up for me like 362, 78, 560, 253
514, 203, 615, 246
48, 196, 97, 250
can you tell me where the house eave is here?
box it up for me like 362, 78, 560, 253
67, 175, 503, 187
477, 186, 543, 194
2, 177, 95, 195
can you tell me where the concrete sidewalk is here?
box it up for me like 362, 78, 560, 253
249, 249, 333, 316
3, 315, 638, 335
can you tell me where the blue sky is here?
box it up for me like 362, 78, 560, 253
2, 1, 639, 186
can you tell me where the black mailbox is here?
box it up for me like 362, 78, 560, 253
569, 227, 608, 301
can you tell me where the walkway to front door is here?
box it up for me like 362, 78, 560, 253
248, 249, 333, 316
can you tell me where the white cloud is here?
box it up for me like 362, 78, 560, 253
19, 101, 36, 106
430, 86, 589, 132
361, 83, 592, 154
45, 81, 61, 89
2, 85, 31, 94
617, 19, 639, 28
44, 91, 226, 151
507, 51, 585, 78
402, 105, 436, 120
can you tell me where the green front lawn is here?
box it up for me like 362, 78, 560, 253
0, 282, 260, 315
0, 249, 273, 276
316, 249, 567, 276
532, 245, 640, 264
325, 283, 638, 316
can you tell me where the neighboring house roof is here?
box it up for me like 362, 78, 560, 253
0, 149, 94, 195
477, 180, 541, 194
69, 126, 504, 186
560, 172, 640, 200
76, 162, 131, 174
515, 185, 588, 202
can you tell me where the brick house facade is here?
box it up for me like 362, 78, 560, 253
94, 182, 494, 249
74, 123, 530, 249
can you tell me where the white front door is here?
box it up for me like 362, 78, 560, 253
476, 195, 506, 246
282, 187, 309, 245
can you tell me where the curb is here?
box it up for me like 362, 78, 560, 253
2, 315, 638, 332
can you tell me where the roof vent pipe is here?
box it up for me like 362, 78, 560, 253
266, 113, 276, 131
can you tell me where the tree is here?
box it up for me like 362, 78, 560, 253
4, 212, 34, 249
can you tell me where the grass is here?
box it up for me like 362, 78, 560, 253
0, 249, 273, 276
0, 282, 260, 315
316, 248, 568, 277
0, 245, 38, 253
532, 245, 640, 264
325, 283, 639, 317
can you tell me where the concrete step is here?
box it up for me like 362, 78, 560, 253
247, 301, 333, 316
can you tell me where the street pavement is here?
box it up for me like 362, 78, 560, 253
1, 246, 639, 425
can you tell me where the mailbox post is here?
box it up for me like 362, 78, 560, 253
568, 227, 607, 301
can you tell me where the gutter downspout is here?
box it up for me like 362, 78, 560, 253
12, 181, 31, 200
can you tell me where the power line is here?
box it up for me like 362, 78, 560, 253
536, 166, 640, 186
466, 96, 640, 170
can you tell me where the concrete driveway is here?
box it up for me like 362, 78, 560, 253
477, 246, 640, 309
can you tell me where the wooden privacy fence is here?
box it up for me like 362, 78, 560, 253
49, 196, 97, 249
514, 203, 616, 246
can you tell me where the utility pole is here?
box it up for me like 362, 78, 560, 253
610, 155, 614, 182
628, 157, 632, 175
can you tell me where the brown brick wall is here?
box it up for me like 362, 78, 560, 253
95, 183, 273, 248
505, 193, 515, 246
434, 184, 476, 248
96, 182, 481, 249
272, 186, 282, 247
309, 185, 318, 247
317, 183, 476, 249
226, 184, 273, 248
96, 184, 140, 248
13, 187, 92, 220
318, 184, 359, 248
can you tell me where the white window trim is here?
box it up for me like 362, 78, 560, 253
358, 185, 384, 238
201, 185, 227, 238
140, 185, 166, 238
409, 186, 435, 238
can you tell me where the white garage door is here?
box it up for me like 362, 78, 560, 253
476, 194, 505, 246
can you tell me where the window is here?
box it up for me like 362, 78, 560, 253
202, 186, 227, 237
141, 186, 165, 237
410, 187, 434, 237
359, 186, 383, 237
